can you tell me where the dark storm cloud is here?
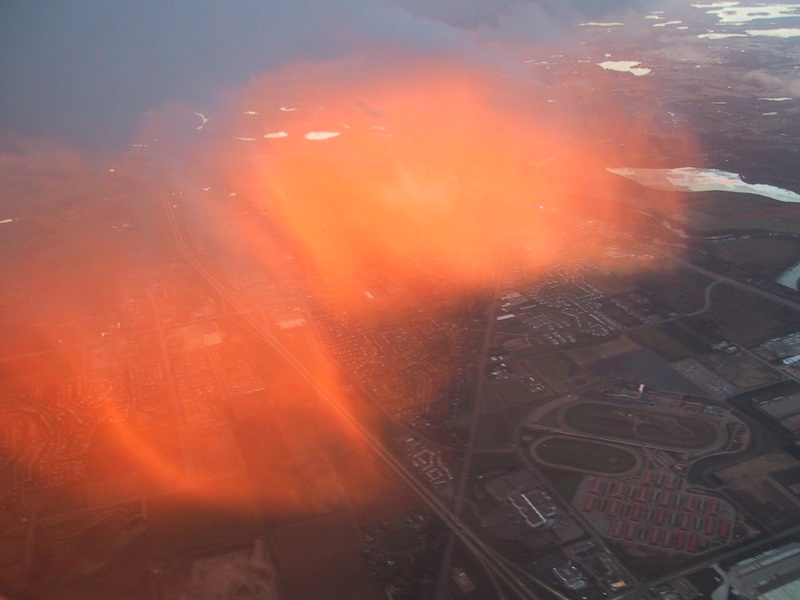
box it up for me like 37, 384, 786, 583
0, 0, 654, 152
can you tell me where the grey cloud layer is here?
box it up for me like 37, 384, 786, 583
0, 0, 651, 151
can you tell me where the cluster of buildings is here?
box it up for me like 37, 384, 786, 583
552, 562, 590, 593
754, 332, 800, 362
317, 299, 481, 430
485, 471, 561, 533
726, 542, 800, 600
400, 436, 454, 493
578, 475, 735, 554
755, 392, 800, 438
0, 388, 75, 497
754, 331, 800, 380
496, 275, 626, 348
506, 489, 559, 530
493, 264, 678, 364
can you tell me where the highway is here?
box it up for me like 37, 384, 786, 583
434, 286, 500, 600
146, 288, 195, 481
160, 186, 570, 600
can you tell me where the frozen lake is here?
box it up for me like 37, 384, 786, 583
607, 166, 800, 289
607, 167, 800, 203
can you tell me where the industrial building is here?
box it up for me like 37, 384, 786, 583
728, 543, 800, 600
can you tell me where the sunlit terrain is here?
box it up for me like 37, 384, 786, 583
217, 61, 677, 303
5, 0, 800, 598
0, 50, 693, 597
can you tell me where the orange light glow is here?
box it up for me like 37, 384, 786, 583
219, 59, 690, 309
0, 57, 697, 540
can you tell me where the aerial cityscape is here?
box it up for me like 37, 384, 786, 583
2, 1, 800, 599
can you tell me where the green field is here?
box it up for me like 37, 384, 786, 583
562, 402, 719, 450
531, 437, 639, 474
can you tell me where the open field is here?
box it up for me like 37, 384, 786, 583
582, 273, 638, 296
626, 327, 695, 362
633, 267, 715, 315
540, 468, 585, 504
626, 319, 711, 362
698, 351, 782, 390
521, 352, 593, 392
580, 347, 707, 395
679, 186, 800, 235
708, 237, 800, 279
271, 510, 377, 600
530, 436, 641, 475
562, 402, 720, 451
146, 492, 263, 559
476, 403, 538, 449
280, 552, 380, 600
482, 378, 553, 414
15, 503, 149, 600
566, 336, 639, 365
703, 285, 800, 347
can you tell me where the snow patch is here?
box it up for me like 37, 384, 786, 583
597, 61, 651, 76
607, 166, 800, 204
746, 28, 800, 38
304, 132, 340, 141
195, 112, 209, 130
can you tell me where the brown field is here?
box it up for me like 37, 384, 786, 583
625, 329, 694, 362
635, 267, 715, 315
709, 237, 800, 278
703, 285, 800, 347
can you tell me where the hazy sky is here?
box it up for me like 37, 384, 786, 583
0, 0, 652, 152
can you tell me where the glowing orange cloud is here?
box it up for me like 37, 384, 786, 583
0, 144, 380, 522
217, 58, 689, 311
0, 55, 699, 566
